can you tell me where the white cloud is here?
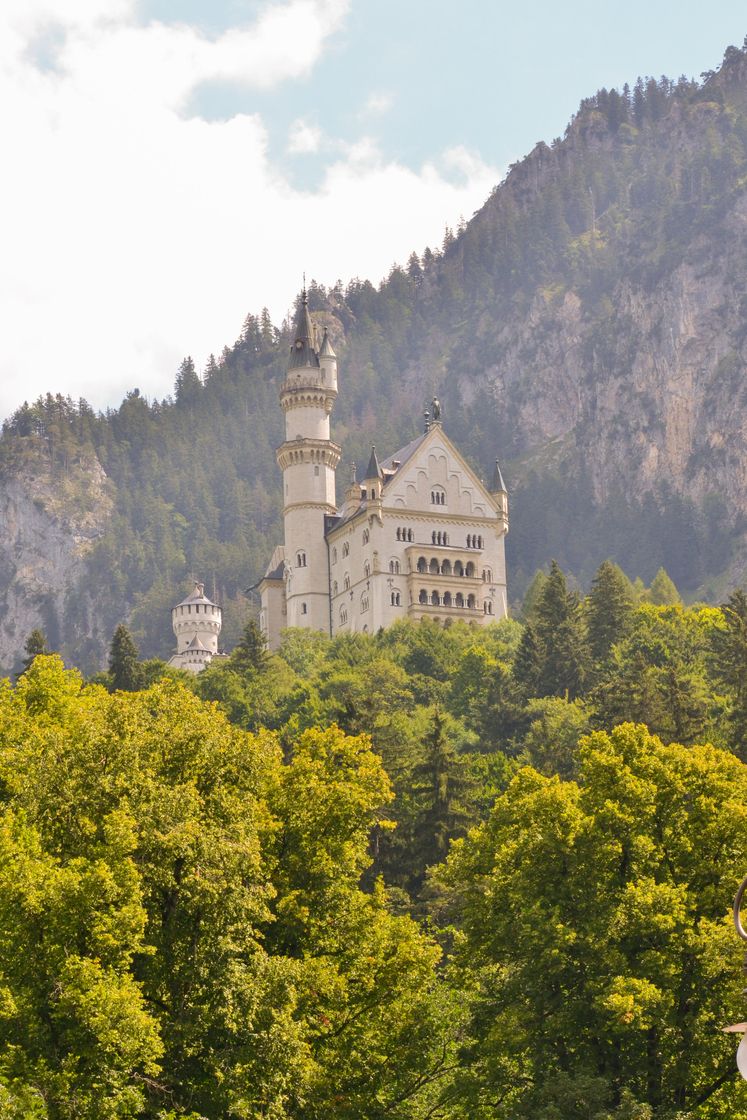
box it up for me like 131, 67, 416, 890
0, 1, 499, 418
362, 90, 394, 116
287, 118, 323, 154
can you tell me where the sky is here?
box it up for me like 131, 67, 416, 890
1, 1, 746, 418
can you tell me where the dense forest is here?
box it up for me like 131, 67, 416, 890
4, 559, 747, 1117
6, 40, 747, 669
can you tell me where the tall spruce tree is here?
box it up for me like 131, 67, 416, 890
230, 618, 269, 676
19, 629, 50, 678
711, 588, 747, 757
586, 559, 634, 665
108, 624, 142, 692
532, 560, 589, 698
409, 710, 474, 889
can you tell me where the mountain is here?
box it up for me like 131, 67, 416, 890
4, 40, 747, 672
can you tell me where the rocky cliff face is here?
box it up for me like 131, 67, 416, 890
0, 454, 112, 672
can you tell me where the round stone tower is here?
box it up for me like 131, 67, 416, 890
276, 291, 340, 632
168, 580, 222, 673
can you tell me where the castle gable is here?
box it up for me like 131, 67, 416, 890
382, 428, 496, 519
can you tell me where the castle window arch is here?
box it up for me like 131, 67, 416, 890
417, 557, 427, 574
301, 602, 307, 615
431, 486, 446, 506
443, 591, 452, 607
361, 593, 369, 613
340, 605, 348, 625
431, 590, 441, 606
429, 558, 439, 575
389, 559, 400, 574
441, 559, 452, 576
342, 542, 349, 558
296, 551, 306, 567
418, 589, 428, 604
344, 573, 350, 591
363, 529, 369, 545
333, 580, 338, 595
456, 592, 464, 607
466, 561, 475, 578
467, 593, 476, 609
332, 548, 337, 564
364, 560, 371, 578
391, 590, 401, 606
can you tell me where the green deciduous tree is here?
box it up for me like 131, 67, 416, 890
438, 723, 747, 1119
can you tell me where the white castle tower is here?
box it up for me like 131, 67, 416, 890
274, 289, 341, 632
168, 580, 223, 673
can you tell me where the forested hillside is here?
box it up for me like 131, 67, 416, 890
5, 40, 747, 668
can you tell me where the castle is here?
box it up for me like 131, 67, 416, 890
257, 290, 509, 650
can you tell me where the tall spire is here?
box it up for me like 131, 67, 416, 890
288, 283, 320, 370
491, 459, 507, 493
365, 444, 381, 480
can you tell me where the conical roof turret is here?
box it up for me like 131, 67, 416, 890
319, 326, 336, 358
491, 459, 507, 493
288, 287, 320, 370
364, 444, 381, 480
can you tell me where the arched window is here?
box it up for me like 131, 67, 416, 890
488, 601, 493, 614
296, 551, 306, 567
390, 590, 401, 606
361, 594, 369, 612
441, 560, 451, 576
417, 557, 427, 574
342, 542, 349, 558
429, 558, 439, 574
466, 562, 475, 578
467, 593, 476, 609
456, 592, 464, 607
331, 548, 337, 564
443, 591, 452, 607
301, 602, 307, 615
363, 529, 369, 544
370, 489, 375, 500
344, 573, 350, 590
431, 486, 446, 506
364, 561, 371, 578
389, 559, 400, 574
340, 606, 348, 624
431, 590, 441, 606
454, 560, 464, 577
419, 589, 428, 604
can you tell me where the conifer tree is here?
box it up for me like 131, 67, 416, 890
19, 629, 50, 677
108, 624, 141, 692
586, 559, 634, 664
410, 710, 474, 887
230, 618, 269, 677
532, 560, 589, 698
648, 567, 681, 605
711, 588, 747, 757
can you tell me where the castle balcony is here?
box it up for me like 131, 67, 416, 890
404, 543, 494, 584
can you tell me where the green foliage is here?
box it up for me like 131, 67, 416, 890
0, 656, 449, 1119
438, 723, 747, 1118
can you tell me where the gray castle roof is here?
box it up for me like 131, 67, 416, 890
175, 581, 218, 608
287, 290, 320, 371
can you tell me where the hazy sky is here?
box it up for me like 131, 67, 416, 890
1, 0, 745, 417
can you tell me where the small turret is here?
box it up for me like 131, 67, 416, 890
168, 580, 222, 673
319, 326, 338, 391
364, 445, 382, 501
